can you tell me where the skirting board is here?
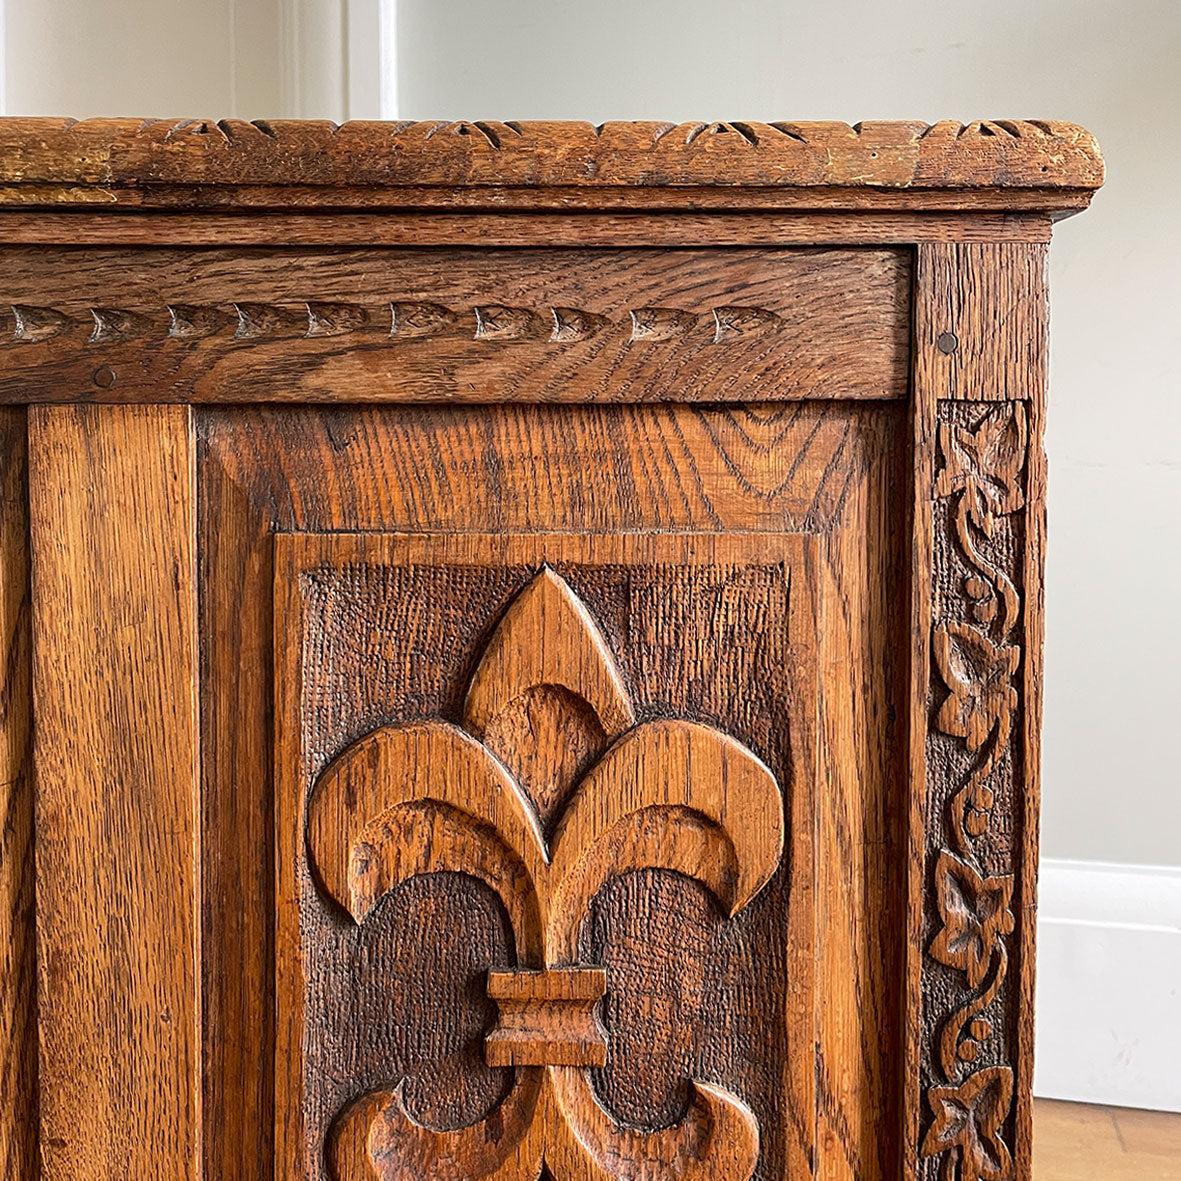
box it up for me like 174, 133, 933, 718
1034, 858, 1181, 1112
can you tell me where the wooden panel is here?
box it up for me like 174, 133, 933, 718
197, 400, 906, 1180
914, 242, 1047, 401
197, 399, 877, 1181
274, 531, 815, 1181
811, 397, 910, 1177
907, 242, 1048, 1181
0, 246, 910, 403
0, 408, 36, 1178
29, 406, 200, 1180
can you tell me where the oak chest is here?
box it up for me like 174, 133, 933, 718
0, 117, 1103, 1181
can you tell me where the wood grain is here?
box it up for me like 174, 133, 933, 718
198, 398, 879, 1179
1033, 1101, 1181, 1181
0, 116, 1095, 1181
0, 181, 1102, 214
0, 246, 910, 404
28, 405, 200, 1180
914, 242, 1048, 401
811, 399, 910, 1178
0, 408, 36, 1179
0, 209, 1054, 248
197, 399, 903, 1178
0, 119, 1103, 212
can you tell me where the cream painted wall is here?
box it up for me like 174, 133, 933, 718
394, 0, 1181, 869
4, 1, 283, 116
1, 0, 386, 121
2, 0, 1177, 867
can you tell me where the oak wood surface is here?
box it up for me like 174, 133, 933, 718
0, 245, 910, 404
907, 242, 1048, 1181
0, 182, 1102, 214
0, 209, 1054, 247
0, 408, 36, 1179
196, 399, 903, 1180
915, 242, 1048, 401
485, 969, 609, 1069
274, 530, 812, 1181
0, 119, 1103, 213
199, 400, 886, 1181
28, 405, 200, 1180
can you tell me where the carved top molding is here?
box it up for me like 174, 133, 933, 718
0, 118, 1103, 209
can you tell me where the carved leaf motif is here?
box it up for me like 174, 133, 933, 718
933, 622, 1019, 753
934, 403, 1027, 534
11, 304, 72, 342
305, 720, 545, 933
474, 304, 546, 340
388, 301, 458, 337
629, 307, 698, 340
168, 303, 234, 339
712, 306, 781, 342
549, 306, 609, 342
89, 306, 152, 343
306, 301, 368, 337
921, 1066, 1014, 1181
547, 720, 783, 951
929, 852, 1015, 989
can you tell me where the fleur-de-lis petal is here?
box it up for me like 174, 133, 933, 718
934, 622, 1019, 753
929, 852, 1015, 989
934, 404, 1027, 535
306, 720, 546, 965
464, 567, 634, 830
921, 1066, 1014, 1181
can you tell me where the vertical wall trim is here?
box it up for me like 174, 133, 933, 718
279, 0, 346, 120
379, 0, 398, 118
279, 0, 385, 120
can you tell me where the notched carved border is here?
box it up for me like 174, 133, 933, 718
920, 401, 1027, 1181
2, 301, 784, 348
0, 117, 1104, 192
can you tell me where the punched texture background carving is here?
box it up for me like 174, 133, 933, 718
288, 556, 799, 1180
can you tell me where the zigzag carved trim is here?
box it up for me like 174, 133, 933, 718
3, 301, 783, 347
0, 118, 1103, 193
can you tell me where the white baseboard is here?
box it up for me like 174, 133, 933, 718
1034, 858, 1181, 1112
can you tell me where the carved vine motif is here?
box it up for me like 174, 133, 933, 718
306, 568, 782, 1181
4, 301, 783, 347
921, 403, 1026, 1181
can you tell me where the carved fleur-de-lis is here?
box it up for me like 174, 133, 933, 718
934, 404, 1027, 536
929, 852, 1015, 990
921, 1066, 1014, 1181
307, 568, 780, 1181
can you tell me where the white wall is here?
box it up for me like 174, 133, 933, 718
1, 0, 386, 122
394, 0, 1181, 872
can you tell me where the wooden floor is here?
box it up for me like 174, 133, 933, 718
1034, 1099, 1181, 1179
